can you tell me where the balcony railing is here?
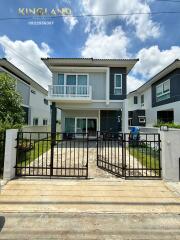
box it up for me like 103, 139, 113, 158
48, 85, 92, 100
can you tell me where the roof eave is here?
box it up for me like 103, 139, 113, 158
0, 59, 48, 95
41, 58, 139, 73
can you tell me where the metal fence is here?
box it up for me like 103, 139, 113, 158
0, 132, 6, 177
16, 132, 89, 178
97, 132, 124, 177
97, 132, 161, 179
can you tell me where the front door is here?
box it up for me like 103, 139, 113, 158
87, 119, 97, 137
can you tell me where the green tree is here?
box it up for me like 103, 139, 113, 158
0, 72, 24, 125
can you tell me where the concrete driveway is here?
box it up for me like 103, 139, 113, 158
0, 179, 180, 239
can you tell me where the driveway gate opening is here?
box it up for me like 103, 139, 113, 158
15, 131, 161, 179
16, 132, 88, 178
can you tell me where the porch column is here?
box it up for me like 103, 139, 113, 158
122, 99, 128, 133
51, 102, 57, 133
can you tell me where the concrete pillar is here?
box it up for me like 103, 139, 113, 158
160, 129, 180, 182
122, 99, 128, 133
51, 102, 57, 133
3, 129, 18, 180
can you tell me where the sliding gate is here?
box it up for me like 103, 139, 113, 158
97, 132, 161, 179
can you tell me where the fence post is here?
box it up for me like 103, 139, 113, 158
3, 129, 18, 180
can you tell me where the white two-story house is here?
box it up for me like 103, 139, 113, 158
42, 58, 138, 136
0, 58, 51, 126
128, 59, 180, 127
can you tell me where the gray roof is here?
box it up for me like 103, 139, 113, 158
128, 59, 180, 95
0, 58, 47, 95
42, 57, 139, 73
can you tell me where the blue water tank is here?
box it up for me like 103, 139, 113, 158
130, 127, 140, 140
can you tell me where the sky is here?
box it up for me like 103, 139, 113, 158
0, 0, 180, 92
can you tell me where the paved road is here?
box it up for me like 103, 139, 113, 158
0, 179, 180, 239
0, 213, 180, 239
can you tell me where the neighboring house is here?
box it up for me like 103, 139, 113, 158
42, 58, 138, 136
0, 58, 51, 126
128, 59, 180, 127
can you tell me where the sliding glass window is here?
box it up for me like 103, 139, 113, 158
65, 118, 75, 133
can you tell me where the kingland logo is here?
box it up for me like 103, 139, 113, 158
18, 7, 72, 16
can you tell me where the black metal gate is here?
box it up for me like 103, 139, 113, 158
97, 132, 161, 179
15, 131, 161, 180
15, 132, 88, 178
97, 132, 125, 177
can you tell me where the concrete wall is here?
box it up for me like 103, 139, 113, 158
160, 129, 180, 182
3, 129, 18, 181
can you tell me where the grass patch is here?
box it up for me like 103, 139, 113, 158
154, 122, 180, 129
17, 138, 51, 168
17, 133, 62, 168
129, 145, 160, 173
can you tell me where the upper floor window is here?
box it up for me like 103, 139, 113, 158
141, 94, 144, 106
44, 99, 48, 105
114, 74, 122, 95
57, 74, 64, 85
156, 80, 170, 102
134, 96, 138, 104
43, 119, 48, 126
57, 74, 88, 95
33, 118, 38, 126
57, 74, 88, 86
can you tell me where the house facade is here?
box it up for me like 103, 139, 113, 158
0, 58, 51, 126
42, 58, 138, 136
128, 59, 180, 127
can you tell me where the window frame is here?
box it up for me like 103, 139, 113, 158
134, 96, 138, 105
138, 116, 146, 123
141, 94, 144, 107
33, 118, 38, 126
156, 80, 170, 102
57, 73, 89, 87
44, 99, 48, 105
114, 74, 122, 95
43, 119, 48, 126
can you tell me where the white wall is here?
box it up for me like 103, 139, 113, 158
146, 101, 180, 126
30, 86, 51, 126
128, 86, 180, 127
161, 129, 180, 182
128, 88, 151, 112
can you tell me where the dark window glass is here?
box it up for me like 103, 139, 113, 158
22, 106, 29, 125
141, 95, 144, 105
134, 96, 138, 104
33, 118, 38, 126
43, 119, 48, 125
44, 99, 48, 105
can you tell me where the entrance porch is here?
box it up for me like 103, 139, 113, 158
61, 109, 122, 137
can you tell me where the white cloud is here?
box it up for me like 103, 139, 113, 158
0, 35, 52, 89
63, 16, 78, 31
81, 26, 129, 58
81, 0, 160, 41
127, 75, 144, 93
134, 45, 180, 79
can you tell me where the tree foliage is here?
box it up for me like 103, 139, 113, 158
0, 72, 24, 126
